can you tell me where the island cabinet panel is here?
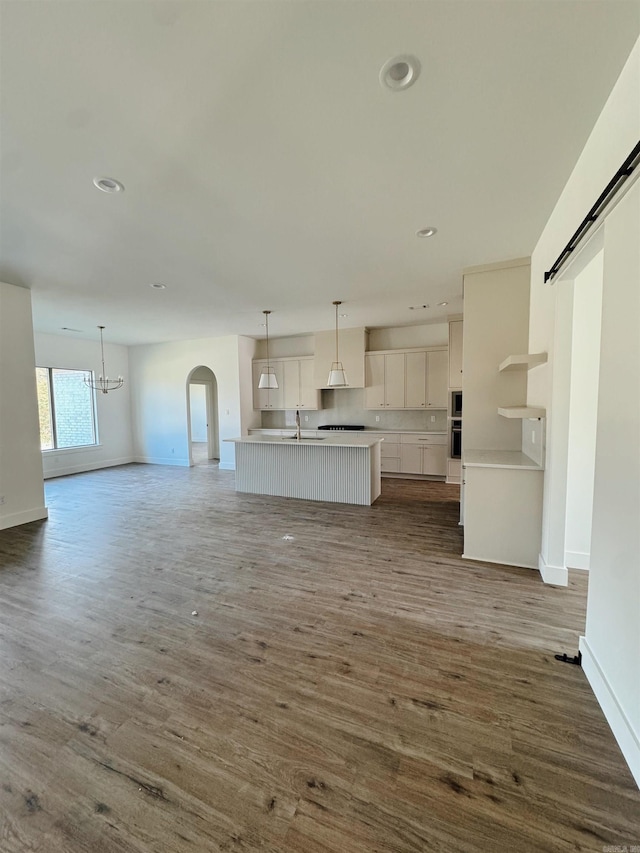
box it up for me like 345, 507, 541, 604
427, 349, 449, 408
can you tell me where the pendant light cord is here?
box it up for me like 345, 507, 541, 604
333, 300, 342, 365
99, 325, 106, 378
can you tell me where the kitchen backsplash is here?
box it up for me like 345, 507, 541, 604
260, 388, 448, 431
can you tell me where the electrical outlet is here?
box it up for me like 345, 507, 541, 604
375, 415, 380, 422
531, 430, 536, 445
430, 415, 436, 422
304, 415, 309, 422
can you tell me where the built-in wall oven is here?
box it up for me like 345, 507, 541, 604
452, 391, 462, 417
451, 419, 462, 459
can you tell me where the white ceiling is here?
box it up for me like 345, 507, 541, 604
1, 0, 638, 346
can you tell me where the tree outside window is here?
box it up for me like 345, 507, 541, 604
36, 367, 97, 450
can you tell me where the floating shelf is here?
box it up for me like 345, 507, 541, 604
498, 406, 546, 419
499, 353, 548, 372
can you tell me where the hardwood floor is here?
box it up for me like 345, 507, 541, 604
0, 463, 638, 852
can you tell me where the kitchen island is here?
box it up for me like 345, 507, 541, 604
227, 434, 382, 506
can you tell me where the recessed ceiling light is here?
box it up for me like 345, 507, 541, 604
438, 301, 448, 307
380, 55, 421, 91
409, 304, 429, 311
416, 227, 437, 238
149, 283, 167, 289
93, 176, 124, 193
339, 313, 348, 318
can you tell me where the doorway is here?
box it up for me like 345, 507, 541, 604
187, 366, 219, 466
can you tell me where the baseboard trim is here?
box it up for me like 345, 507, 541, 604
538, 553, 568, 586
461, 553, 537, 571
565, 550, 590, 570
218, 462, 235, 471
579, 636, 640, 789
134, 456, 190, 467
0, 505, 48, 531
43, 456, 135, 479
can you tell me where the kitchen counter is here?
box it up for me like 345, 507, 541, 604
232, 434, 383, 448
226, 435, 382, 505
463, 449, 543, 471
248, 428, 447, 436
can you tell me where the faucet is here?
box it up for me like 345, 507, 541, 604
295, 409, 301, 440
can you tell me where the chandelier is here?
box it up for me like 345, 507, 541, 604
84, 325, 124, 394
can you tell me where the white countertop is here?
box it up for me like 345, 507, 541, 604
249, 428, 447, 436
463, 450, 543, 470
228, 434, 383, 448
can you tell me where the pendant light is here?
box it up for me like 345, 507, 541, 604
83, 326, 124, 394
326, 300, 348, 387
258, 310, 279, 389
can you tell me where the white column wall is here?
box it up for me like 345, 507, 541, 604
564, 253, 604, 568
0, 283, 47, 529
529, 38, 640, 786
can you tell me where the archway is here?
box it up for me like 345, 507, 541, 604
186, 366, 219, 466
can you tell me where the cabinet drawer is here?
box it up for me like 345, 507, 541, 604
381, 457, 400, 473
381, 442, 400, 459
400, 433, 447, 445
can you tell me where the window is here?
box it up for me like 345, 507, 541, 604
36, 367, 97, 450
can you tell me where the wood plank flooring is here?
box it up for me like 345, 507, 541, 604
0, 463, 638, 852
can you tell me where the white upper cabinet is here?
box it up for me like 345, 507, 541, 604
253, 357, 320, 410
283, 359, 300, 409
299, 359, 320, 409
365, 348, 448, 410
405, 352, 427, 408
384, 353, 405, 409
448, 319, 463, 389
364, 353, 385, 408
427, 349, 448, 408
252, 360, 285, 409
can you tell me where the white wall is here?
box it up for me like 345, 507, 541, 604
564, 252, 604, 569
34, 332, 134, 478
238, 334, 261, 437
529, 38, 640, 786
462, 259, 531, 452
254, 334, 314, 359
368, 322, 448, 351
188, 384, 208, 442
0, 283, 47, 529
129, 335, 245, 470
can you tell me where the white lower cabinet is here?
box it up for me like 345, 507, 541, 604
447, 457, 462, 484
399, 434, 447, 477
462, 464, 543, 569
